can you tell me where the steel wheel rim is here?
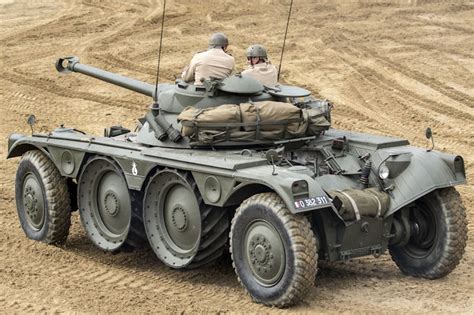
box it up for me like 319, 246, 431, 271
243, 219, 285, 287
405, 201, 437, 258
143, 171, 202, 267
160, 183, 201, 252
22, 173, 45, 230
93, 170, 131, 236
79, 158, 131, 247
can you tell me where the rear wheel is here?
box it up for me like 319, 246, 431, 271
389, 187, 467, 279
15, 150, 71, 244
230, 193, 318, 307
78, 156, 145, 251
143, 170, 229, 268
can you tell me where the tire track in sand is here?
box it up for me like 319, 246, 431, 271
319, 33, 473, 159
2, 71, 143, 111
339, 30, 474, 108
0, 227, 263, 312
334, 50, 473, 154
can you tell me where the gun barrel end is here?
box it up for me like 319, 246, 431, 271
55, 56, 80, 74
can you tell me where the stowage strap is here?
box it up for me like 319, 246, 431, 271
176, 101, 330, 144
337, 190, 361, 221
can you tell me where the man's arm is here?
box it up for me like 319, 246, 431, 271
181, 54, 199, 82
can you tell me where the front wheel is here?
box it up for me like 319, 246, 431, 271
15, 150, 71, 244
389, 187, 468, 279
230, 193, 318, 307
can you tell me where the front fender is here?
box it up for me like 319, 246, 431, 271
7, 133, 50, 159
378, 147, 466, 216
234, 166, 333, 214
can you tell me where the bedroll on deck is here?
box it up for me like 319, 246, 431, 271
177, 101, 331, 145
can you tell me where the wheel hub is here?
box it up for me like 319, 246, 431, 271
171, 206, 188, 231
24, 194, 35, 212
244, 220, 285, 287
410, 210, 435, 250
254, 244, 267, 263
162, 183, 201, 252
249, 236, 272, 266
401, 202, 438, 258
22, 174, 45, 230
103, 190, 120, 216
78, 158, 132, 251
143, 171, 203, 268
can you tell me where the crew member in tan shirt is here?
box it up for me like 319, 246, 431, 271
242, 44, 278, 87
181, 33, 235, 85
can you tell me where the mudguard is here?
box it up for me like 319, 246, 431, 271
7, 133, 48, 159
229, 166, 332, 214
373, 146, 466, 217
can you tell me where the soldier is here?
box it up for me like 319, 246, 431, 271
181, 32, 235, 85
241, 44, 278, 87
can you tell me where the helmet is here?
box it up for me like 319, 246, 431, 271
246, 44, 268, 59
209, 33, 229, 48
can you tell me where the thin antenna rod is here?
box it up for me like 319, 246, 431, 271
277, 0, 293, 81
154, 0, 167, 102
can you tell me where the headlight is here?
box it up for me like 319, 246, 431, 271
292, 180, 308, 196
378, 164, 390, 180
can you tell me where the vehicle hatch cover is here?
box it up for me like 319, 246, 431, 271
217, 74, 264, 94
266, 85, 311, 97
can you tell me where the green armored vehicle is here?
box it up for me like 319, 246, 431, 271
7, 56, 467, 307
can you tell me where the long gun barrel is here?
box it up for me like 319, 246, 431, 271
55, 56, 156, 99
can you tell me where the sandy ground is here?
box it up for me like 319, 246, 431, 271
0, 0, 473, 313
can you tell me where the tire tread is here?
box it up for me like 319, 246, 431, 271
389, 187, 468, 279
230, 192, 318, 307
18, 150, 71, 245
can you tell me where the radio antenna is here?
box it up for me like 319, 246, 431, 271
277, 0, 293, 81
154, 0, 167, 102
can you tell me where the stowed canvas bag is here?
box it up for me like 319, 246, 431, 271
306, 107, 331, 136
178, 104, 241, 137
177, 101, 330, 144
240, 101, 307, 135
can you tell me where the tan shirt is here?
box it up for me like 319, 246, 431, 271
242, 62, 278, 87
181, 48, 235, 85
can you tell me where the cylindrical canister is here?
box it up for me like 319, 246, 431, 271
329, 188, 390, 221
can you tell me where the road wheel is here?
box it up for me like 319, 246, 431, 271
78, 156, 144, 251
389, 187, 468, 279
143, 170, 229, 269
15, 150, 71, 244
230, 192, 318, 307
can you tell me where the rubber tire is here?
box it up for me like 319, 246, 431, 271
187, 198, 230, 269
118, 190, 148, 252
389, 187, 468, 279
124, 190, 148, 249
230, 193, 318, 307
15, 150, 71, 245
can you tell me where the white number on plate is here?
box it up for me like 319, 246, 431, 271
294, 196, 330, 209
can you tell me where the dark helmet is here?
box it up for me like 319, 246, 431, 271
209, 33, 229, 48
246, 44, 268, 60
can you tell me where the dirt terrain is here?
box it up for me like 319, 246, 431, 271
0, 0, 473, 313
